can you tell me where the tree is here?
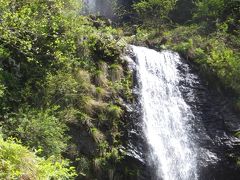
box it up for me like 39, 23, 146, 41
170, 0, 196, 24
194, 0, 225, 22
133, 0, 177, 26
193, 0, 240, 32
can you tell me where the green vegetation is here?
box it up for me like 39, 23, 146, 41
0, 0, 240, 178
2, 108, 68, 157
164, 25, 240, 93
133, 0, 177, 26
0, 135, 76, 179
0, 0, 131, 179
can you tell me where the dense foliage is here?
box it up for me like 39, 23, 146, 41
0, 134, 76, 179
133, 0, 177, 25
0, 0, 131, 179
0, 0, 239, 178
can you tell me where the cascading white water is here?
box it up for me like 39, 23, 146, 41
132, 46, 198, 180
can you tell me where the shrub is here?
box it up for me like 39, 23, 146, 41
194, 0, 225, 21
75, 156, 91, 177
46, 71, 79, 106
0, 69, 5, 98
46, 69, 94, 108
0, 135, 76, 179
3, 108, 68, 157
133, 0, 177, 26
90, 127, 105, 144
166, 25, 240, 94
95, 87, 109, 100
110, 64, 123, 82
94, 70, 109, 87
205, 40, 240, 91
107, 104, 123, 120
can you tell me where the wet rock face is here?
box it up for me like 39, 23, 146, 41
178, 58, 240, 180
118, 47, 152, 180
125, 47, 240, 180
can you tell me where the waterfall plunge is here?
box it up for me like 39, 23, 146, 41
83, 0, 114, 18
132, 46, 198, 180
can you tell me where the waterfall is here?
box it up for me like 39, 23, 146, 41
83, 0, 96, 14
83, 0, 114, 18
132, 46, 198, 180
